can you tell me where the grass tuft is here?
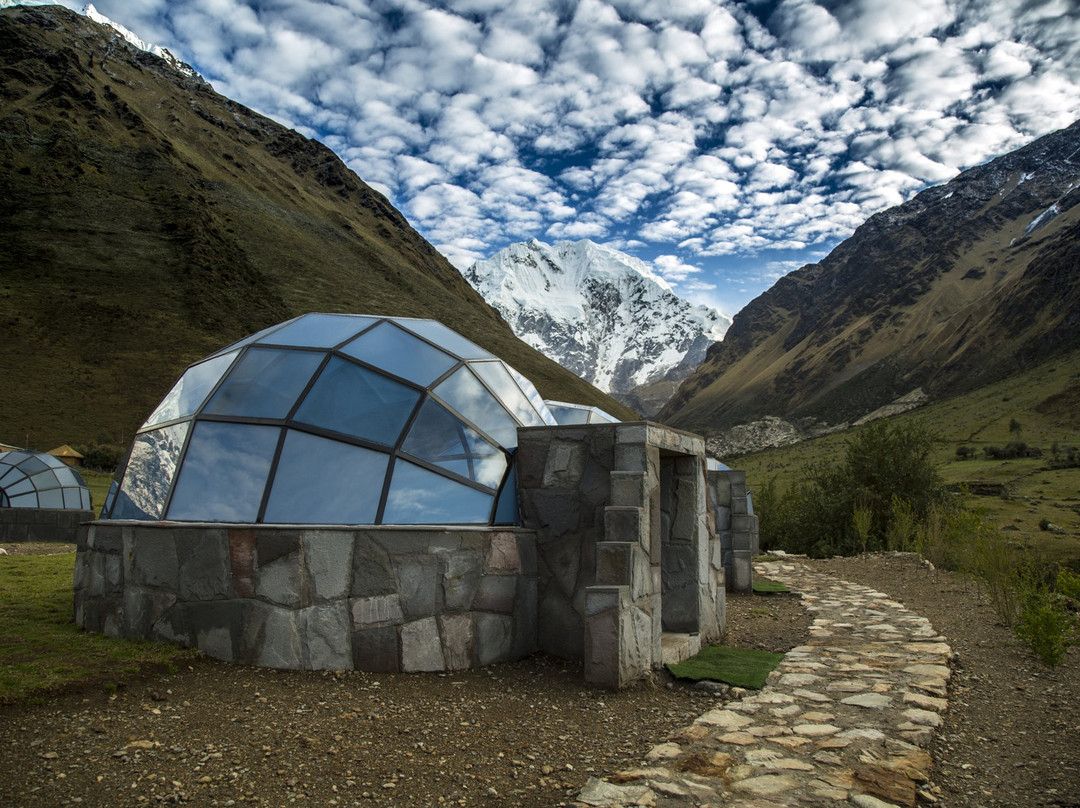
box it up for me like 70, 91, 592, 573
752, 577, 791, 594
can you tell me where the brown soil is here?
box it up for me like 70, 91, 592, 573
1, 548, 1077, 807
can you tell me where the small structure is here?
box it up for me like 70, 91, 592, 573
706, 461, 759, 593
75, 314, 727, 687
0, 450, 94, 542
48, 445, 85, 467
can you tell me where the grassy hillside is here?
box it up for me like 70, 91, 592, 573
730, 348, 1080, 565
0, 6, 635, 451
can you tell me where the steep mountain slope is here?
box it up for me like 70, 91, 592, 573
0, 5, 634, 449
661, 119, 1080, 436
465, 239, 730, 414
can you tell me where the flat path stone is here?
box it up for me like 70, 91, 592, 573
572, 560, 953, 808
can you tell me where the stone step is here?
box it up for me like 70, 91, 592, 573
660, 632, 701, 665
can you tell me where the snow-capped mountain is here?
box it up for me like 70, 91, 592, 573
0, 1, 198, 77
464, 239, 730, 412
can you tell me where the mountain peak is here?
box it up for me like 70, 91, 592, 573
465, 239, 730, 413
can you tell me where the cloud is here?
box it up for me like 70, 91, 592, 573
71, 0, 1080, 311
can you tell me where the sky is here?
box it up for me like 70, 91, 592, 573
34, 0, 1080, 315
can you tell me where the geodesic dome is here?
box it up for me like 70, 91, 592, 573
102, 314, 558, 525
0, 450, 92, 510
544, 400, 620, 425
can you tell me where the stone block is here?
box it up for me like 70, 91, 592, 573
614, 424, 649, 445
104, 552, 123, 593
442, 549, 482, 611
514, 437, 548, 488
731, 550, 754, 593
475, 612, 514, 665
127, 531, 178, 590
514, 532, 537, 576
352, 594, 405, 628
596, 542, 634, 586
302, 602, 352, 670
542, 441, 587, 488
178, 530, 231, 601
230, 529, 258, 598
351, 533, 397, 597
256, 530, 300, 566
401, 617, 446, 672
661, 580, 699, 634
731, 496, 748, 516
731, 514, 753, 533
393, 554, 440, 618
609, 471, 647, 508
256, 537, 304, 606
604, 506, 645, 545
483, 531, 521, 574
256, 606, 303, 669
526, 490, 582, 538
536, 533, 581, 598
714, 505, 732, 530
440, 614, 474, 670
613, 443, 648, 473
121, 586, 177, 638
374, 529, 464, 556
87, 523, 123, 552
352, 625, 400, 672
472, 575, 517, 613
305, 530, 354, 603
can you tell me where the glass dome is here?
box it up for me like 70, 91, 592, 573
544, 400, 620, 425
102, 314, 558, 526
0, 450, 92, 510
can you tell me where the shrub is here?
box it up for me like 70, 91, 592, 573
758, 419, 951, 557
73, 443, 124, 472
1013, 566, 1078, 667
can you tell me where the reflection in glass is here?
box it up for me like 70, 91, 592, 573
401, 400, 506, 489
166, 422, 278, 522
204, 348, 323, 419
471, 361, 548, 426
546, 403, 590, 425
383, 460, 493, 524
294, 357, 420, 445
433, 367, 519, 447
342, 321, 457, 387
264, 430, 388, 524
144, 351, 238, 426
29, 470, 60, 491
257, 313, 379, 348
209, 318, 298, 357
508, 366, 557, 425
399, 319, 493, 360
112, 423, 189, 519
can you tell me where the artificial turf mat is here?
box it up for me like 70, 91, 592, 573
666, 645, 785, 689
753, 577, 791, 594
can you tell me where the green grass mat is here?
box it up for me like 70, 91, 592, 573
667, 645, 785, 689
753, 577, 791, 594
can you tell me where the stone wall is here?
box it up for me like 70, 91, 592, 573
74, 523, 537, 673
707, 470, 759, 593
1, 507, 94, 543
517, 422, 726, 688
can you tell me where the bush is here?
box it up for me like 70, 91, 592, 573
1013, 566, 1078, 667
758, 419, 951, 557
73, 443, 124, 472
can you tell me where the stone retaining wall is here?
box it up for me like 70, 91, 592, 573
707, 470, 759, 593
74, 523, 537, 673
1, 507, 94, 543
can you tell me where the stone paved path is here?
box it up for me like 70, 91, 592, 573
572, 560, 954, 808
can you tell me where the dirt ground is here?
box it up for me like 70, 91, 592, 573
1, 547, 1078, 807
